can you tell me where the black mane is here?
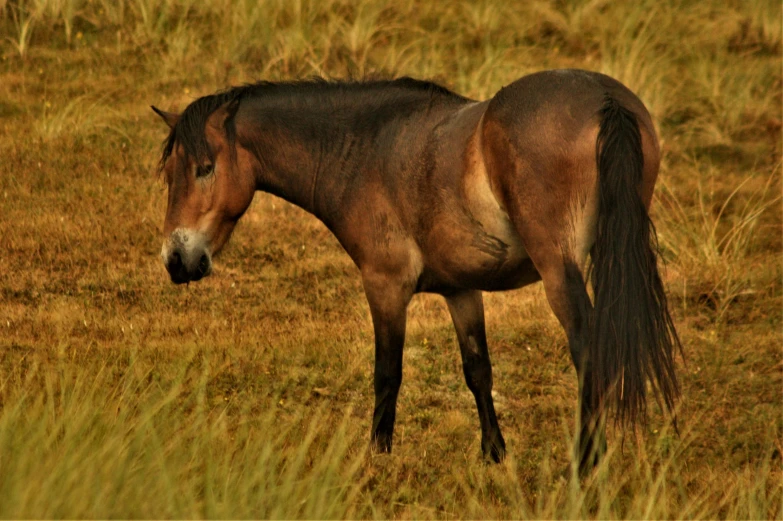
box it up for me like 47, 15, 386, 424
159, 77, 467, 169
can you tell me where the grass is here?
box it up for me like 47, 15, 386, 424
0, 0, 781, 518
0, 354, 368, 518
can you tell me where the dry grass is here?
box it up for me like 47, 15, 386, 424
0, 0, 781, 518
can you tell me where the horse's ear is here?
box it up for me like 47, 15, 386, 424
151, 106, 179, 129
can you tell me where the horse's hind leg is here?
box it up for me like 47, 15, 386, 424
445, 290, 506, 462
534, 257, 606, 475
507, 214, 607, 473
482, 99, 607, 472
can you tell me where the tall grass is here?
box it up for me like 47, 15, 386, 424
0, 354, 368, 518
656, 162, 780, 323
4, 0, 41, 56
34, 95, 129, 141
1, 351, 779, 518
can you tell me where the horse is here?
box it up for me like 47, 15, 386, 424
152, 69, 680, 474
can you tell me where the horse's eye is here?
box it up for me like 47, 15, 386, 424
196, 163, 214, 178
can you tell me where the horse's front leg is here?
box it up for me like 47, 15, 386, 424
362, 270, 413, 454
445, 290, 506, 462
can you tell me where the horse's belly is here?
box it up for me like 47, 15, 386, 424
456, 250, 536, 291
422, 220, 538, 292
457, 234, 535, 290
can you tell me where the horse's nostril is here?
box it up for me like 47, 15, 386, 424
197, 254, 209, 275
168, 251, 185, 273
166, 249, 189, 284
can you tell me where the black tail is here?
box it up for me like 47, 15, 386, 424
589, 96, 680, 427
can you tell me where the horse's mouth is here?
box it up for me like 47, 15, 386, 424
166, 252, 212, 284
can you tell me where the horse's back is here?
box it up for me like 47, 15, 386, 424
487, 69, 654, 134
483, 69, 659, 196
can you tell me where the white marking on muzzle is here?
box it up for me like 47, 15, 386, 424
161, 228, 212, 269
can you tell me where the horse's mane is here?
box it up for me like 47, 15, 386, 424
158, 77, 466, 170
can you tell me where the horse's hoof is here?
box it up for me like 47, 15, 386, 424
576, 436, 606, 477
483, 436, 506, 463
371, 434, 393, 454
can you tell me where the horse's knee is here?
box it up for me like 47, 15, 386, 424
374, 371, 402, 397
462, 358, 492, 394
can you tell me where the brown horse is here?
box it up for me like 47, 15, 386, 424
153, 69, 680, 474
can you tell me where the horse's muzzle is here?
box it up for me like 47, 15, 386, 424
165, 250, 211, 284
162, 229, 212, 284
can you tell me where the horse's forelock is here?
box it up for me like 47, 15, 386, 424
158, 89, 244, 173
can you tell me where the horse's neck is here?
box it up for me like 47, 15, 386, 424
245, 93, 468, 229
249, 125, 321, 217
246, 112, 397, 225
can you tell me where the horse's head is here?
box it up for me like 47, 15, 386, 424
153, 100, 256, 284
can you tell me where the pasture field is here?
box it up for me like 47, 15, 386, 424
0, 0, 781, 518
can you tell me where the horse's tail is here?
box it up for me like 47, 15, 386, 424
589, 95, 680, 427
